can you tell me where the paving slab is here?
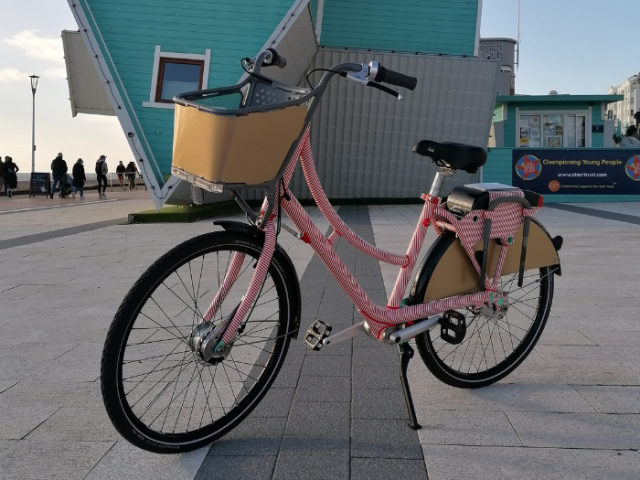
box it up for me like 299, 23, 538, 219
574, 386, 640, 413
196, 455, 276, 480
423, 445, 640, 480
0, 439, 115, 480
417, 410, 522, 447
84, 440, 209, 480
507, 412, 640, 449
0, 404, 59, 440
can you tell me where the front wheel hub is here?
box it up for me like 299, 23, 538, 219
189, 303, 240, 365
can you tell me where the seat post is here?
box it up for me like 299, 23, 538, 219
428, 169, 453, 198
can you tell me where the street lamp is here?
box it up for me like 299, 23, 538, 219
29, 74, 39, 173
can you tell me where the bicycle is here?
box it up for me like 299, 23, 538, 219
101, 48, 563, 453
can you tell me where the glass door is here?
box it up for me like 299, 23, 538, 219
565, 115, 576, 147
543, 115, 563, 148
577, 115, 586, 147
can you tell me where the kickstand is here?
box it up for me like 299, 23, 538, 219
398, 342, 422, 430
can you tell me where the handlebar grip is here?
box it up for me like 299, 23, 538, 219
374, 66, 417, 91
264, 48, 287, 68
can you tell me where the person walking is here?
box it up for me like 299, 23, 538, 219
125, 161, 137, 190
116, 161, 125, 189
72, 158, 86, 199
4, 156, 19, 198
620, 126, 640, 148
95, 155, 108, 198
0, 156, 5, 195
50, 152, 68, 198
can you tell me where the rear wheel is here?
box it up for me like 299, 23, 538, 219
414, 236, 555, 388
101, 231, 295, 453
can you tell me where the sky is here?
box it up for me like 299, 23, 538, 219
0, 0, 638, 173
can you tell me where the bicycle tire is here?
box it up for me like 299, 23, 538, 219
101, 231, 296, 453
413, 230, 555, 389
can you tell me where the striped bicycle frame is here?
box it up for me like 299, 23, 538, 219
215, 128, 512, 344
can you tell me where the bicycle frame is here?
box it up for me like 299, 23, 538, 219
212, 127, 522, 346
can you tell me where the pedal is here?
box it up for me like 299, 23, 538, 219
439, 310, 466, 345
304, 320, 332, 351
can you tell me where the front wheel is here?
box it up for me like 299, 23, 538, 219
414, 235, 555, 389
101, 231, 296, 453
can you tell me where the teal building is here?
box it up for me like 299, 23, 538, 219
65, 0, 493, 208
484, 94, 640, 202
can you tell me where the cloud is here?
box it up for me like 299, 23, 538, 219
0, 67, 29, 83
3, 30, 64, 63
43, 67, 67, 80
0, 66, 67, 83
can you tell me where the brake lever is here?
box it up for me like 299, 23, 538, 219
366, 81, 402, 100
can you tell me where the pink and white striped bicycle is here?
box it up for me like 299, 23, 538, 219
101, 49, 563, 453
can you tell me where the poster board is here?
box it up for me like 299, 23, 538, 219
29, 172, 51, 197
512, 150, 640, 195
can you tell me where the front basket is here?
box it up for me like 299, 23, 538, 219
171, 81, 308, 191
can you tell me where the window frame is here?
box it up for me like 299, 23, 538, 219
154, 57, 204, 104
143, 46, 211, 110
515, 107, 592, 148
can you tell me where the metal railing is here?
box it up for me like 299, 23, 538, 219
109, 172, 147, 192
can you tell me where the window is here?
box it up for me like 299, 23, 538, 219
155, 58, 203, 103
143, 46, 211, 109
518, 112, 589, 148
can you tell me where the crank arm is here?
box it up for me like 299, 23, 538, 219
322, 322, 366, 347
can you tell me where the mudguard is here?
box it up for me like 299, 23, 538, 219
409, 218, 561, 303
214, 221, 302, 339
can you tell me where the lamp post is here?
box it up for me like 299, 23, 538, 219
29, 75, 39, 173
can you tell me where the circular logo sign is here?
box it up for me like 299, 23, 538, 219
515, 155, 541, 180
625, 155, 640, 181
548, 180, 560, 192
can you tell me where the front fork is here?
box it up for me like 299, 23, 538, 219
197, 221, 277, 360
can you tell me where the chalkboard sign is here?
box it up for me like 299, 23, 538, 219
29, 172, 51, 197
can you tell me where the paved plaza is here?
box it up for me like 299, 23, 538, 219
0, 194, 639, 479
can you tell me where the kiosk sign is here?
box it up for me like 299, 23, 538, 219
28, 172, 51, 197
512, 149, 640, 195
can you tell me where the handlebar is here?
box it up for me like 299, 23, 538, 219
246, 50, 417, 101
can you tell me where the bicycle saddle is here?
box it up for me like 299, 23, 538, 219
413, 140, 487, 173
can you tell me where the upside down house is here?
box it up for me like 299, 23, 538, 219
63, 0, 499, 208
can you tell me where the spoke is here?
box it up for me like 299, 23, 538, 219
159, 347, 192, 432
175, 268, 203, 319
123, 350, 189, 364
136, 311, 191, 347
146, 298, 193, 347
220, 363, 239, 409
159, 281, 203, 322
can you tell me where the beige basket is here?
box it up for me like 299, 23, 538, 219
171, 82, 308, 190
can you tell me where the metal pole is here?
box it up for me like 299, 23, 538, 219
31, 90, 35, 173
29, 75, 39, 173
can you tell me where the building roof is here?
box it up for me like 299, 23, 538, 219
496, 94, 624, 104
480, 37, 517, 44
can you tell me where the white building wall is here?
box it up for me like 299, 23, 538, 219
608, 74, 640, 129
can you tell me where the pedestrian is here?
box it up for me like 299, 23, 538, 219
620, 126, 640, 148
95, 155, 108, 198
72, 158, 86, 199
4, 156, 19, 198
0, 156, 5, 195
125, 161, 137, 190
50, 152, 68, 198
116, 161, 125, 188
